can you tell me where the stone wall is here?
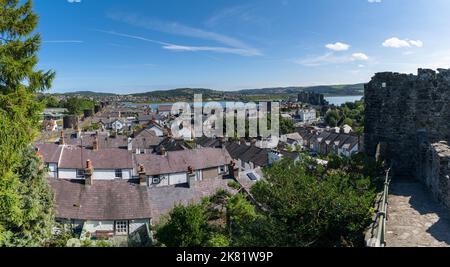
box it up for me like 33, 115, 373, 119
365, 68, 450, 178
420, 142, 450, 208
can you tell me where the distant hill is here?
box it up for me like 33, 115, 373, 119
53, 83, 365, 98
233, 84, 365, 96
55, 91, 117, 97
132, 88, 225, 99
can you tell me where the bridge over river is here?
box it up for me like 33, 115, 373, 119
385, 181, 450, 247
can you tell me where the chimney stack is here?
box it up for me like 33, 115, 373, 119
59, 131, 65, 145
85, 160, 94, 186
138, 165, 147, 186
229, 160, 239, 179
93, 136, 99, 150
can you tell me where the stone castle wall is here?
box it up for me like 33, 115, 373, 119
420, 142, 450, 208
365, 68, 450, 178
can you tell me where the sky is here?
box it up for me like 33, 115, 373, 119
34, 0, 450, 94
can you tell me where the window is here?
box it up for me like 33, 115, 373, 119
115, 169, 123, 179
76, 169, 85, 178
219, 166, 226, 174
152, 176, 161, 184
115, 221, 128, 235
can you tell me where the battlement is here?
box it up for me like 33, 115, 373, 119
364, 68, 450, 178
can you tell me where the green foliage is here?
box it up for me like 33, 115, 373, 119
155, 203, 210, 247
38, 95, 60, 108
325, 110, 340, 127
0, 0, 55, 246
324, 100, 365, 130
227, 181, 241, 190
156, 153, 379, 248
248, 157, 377, 247
206, 233, 230, 247
61, 97, 95, 115
280, 116, 295, 135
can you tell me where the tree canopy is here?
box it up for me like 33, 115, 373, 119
0, 0, 55, 246
155, 153, 381, 248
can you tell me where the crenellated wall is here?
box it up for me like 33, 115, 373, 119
365, 68, 450, 178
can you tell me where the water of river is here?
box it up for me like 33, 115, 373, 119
124, 95, 363, 109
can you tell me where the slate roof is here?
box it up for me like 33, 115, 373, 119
59, 146, 133, 169
132, 129, 163, 149
134, 148, 232, 176
37, 143, 63, 163
154, 138, 187, 154
332, 134, 351, 147
49, 179, 152, 221
324, 133, 340, 145
225, 142, 269, 167
195, 136, 222, 148
340, 135, 359, 150
38, 144, 133, 169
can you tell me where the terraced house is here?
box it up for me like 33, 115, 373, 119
37, 139, 235, 243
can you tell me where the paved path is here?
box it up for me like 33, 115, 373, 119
385, 181, 450, 247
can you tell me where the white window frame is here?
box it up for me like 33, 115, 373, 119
219, 165, 226, 174
76, 169, 85, 178
115, 220, 128, 235
115, 169, 123, 179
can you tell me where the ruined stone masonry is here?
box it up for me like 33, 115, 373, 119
365, 68, 450, 208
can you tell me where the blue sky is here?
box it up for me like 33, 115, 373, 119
35, 0, 450, 93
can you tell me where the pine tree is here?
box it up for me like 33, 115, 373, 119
0, 0, 55, 246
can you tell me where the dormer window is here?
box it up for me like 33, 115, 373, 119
115, 169, 123, 179
76, 169, 85, 178
382, 82, 387, 88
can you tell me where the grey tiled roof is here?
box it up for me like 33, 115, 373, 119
49, 179, 152, 221
135, 148, 232, 176
38, 144, 133, 169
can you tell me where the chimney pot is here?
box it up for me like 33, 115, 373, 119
85, 160, 93, 186
138, 165, 147, 186
60, 131, 65, 145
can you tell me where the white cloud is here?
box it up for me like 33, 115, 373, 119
295, 52, 369, 66
382, 37, 424, 48
67, 0, 81, 3
351, 53, 369, 61
368, 0, 382, 3
325, 42, 350, 51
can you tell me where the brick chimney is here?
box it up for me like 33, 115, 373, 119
85, 160, 94, 186
229, 160, 239, 179
93, 137, 99, 150
59, 131, 65, 145
138, 165, 147, 186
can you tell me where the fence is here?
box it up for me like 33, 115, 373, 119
367, 167, 392, 247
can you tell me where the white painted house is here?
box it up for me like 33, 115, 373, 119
134, 148, 232, 188
297, 108, 317, 124
37, 143, 134, 181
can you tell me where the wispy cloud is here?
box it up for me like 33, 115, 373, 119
295, 52, 369, 66
97, 30, 259, 57
106, 12, 262, 56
